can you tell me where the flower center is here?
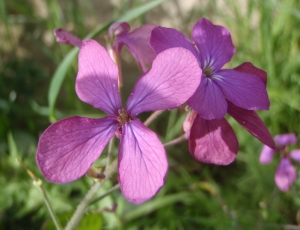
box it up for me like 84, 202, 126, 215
117, 109, 132, 125
204, 67, 212, 76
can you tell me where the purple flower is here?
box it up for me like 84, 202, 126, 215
54, 28, 82, 48
150, 18, 270, 120
260, 133, 300, 191
36, 40, 201, 203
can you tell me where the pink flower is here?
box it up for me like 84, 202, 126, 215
36, 40, 202, 203
260, 133, 300, 191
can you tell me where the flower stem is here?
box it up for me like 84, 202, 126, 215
144, 110, 163, 126
89, 184, 120, 206
163, 134, 186, 148
64, 159, 118, 230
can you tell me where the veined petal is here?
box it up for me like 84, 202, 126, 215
234, 62, 267, 85
189, 115, 238, 165
76, 40, 122, 116
227, 101, 275, 148
54, 28, 82, 48
214, 69, 270, 110
188, 75, 227, 120
290, 150, 300, 164
150, 26, 200, 60
275, 158, 296, 191
192, 18, 235, 71
126, 47, 202, 116
118, 119, 168, 204
274, 133, 297, 146
259, 145, 276, 164
36, 116, 119, 183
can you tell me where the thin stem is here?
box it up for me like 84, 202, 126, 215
89, 184, 120, 206
106, 137, 115, 169
163, 134, 186, 148
65, 159, 118, 230
144, 110, 163, 126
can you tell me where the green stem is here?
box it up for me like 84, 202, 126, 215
89, 184, 120, 206
163, 134, 186, 148
144, 110, 163, 126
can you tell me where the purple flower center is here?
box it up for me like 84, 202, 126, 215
117, 108, 132, 125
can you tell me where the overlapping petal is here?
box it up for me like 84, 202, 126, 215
234, 62, 267, 85
54, 28, 82, 48
188, 75, 227, 120
275, 158, 296, 191
118, 119, 167, 204
189, 115, 238, 165
290, 150, 300, 164
108, 22, 130, 38
214, 69, 270, 110
192, 18, 235, 71
274, 133, 297, 146
36, 116, 119, 183
76, 40, 122, 116
259, 145, 276, 164
126, 47, 201, 116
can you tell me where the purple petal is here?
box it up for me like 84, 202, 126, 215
150, 26, 200, 61
192, 18, 235, 71
76, 40, 122, 116
118, 119, 168, 204
227, 101, 275, 148
275, 158, 296, 191
126, 47, 202, 116
116, 24, 156, 72
234, 62, 267, 85
108, 22, 130, 38
54, 28, 82, 48
187, 75, 227, 120
290, 149, 300, 164
36, 116, 119, 183
259, 145, 276, 164
189, 115, 238, 165
214, 69, 270, 110
274, 133, 297, 146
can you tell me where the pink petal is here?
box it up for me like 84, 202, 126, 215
108, 22, 130, 38
183, 110, 197, 139
290, 149, 300, 164
150, 26, 200, 61
214, 69, 270, 110
189, 115, 238, 165
274, 133, 297, 146
36, 116, 119, 183
227, 101, 275, 148
187, 75, 227, 120
116, 24, 156, 72
234, 62, 267, 85
259, 145, 276, 164
126, 47, 202, 116
54, 28, 82, 48
275, 158, 296, 191
118, 119, 168, 204
192, 18, 235, 71
76, 40, 122, 116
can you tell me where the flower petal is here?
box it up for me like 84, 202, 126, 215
183, 110, 197, 139
116, 24, 156, 72
192, 18, 235, 71
118, 119, 168, 204
259, 145, 276, 164
227, 101, 275, 148
150, 26, 200, 60
290, 149, 300, 164
274, 133, 297, 146
214, 69, 270, 110
108, 22, 130, 38
275, 158, 296, 191
234, 62, 267, 85
126, 47, 202, 116
36, 116, 119, 183
54, 28, 82, 48
189, 115, 238, 165
76, 40, 122, 116
187, 75, 227, 120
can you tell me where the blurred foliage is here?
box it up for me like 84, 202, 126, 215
0, 0, 300, 229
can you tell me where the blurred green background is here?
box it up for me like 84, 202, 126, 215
1, 0, 300, 229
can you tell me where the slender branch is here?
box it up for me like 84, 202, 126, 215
65, 159, 118, 230
144, 110, 163, 126
163, 134, 186, 148
89, 184, 120, 206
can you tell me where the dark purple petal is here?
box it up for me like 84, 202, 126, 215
188, 75, 227, 120
275, 158, 296, 191
192, 18, 235, 71
126, 47, 202, 116
76, 40, 122, 116
54, 28, 82, 48
259, 145, 276, 164
108, 22, 130, 38
150, 26, 200, 61
118, 119, 168, 204
214, 69, 270, 110
116, 24, 156, 72
290, 150, 300, 164
36, 116, 119, 183
234, 62, 267, 85
227, 101, 275, 148
274, 133, 297, 146
189, 115, 238, 165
